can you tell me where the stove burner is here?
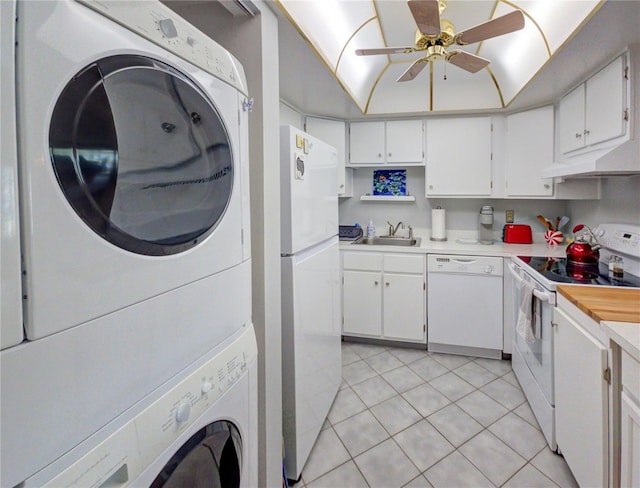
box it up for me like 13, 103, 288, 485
561, 264, 600, 282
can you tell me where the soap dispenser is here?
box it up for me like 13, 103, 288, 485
367, 219, 375, 238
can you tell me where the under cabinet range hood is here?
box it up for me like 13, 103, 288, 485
542, 138, 640, 178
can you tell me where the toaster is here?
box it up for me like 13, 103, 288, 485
502, 224, 533, 244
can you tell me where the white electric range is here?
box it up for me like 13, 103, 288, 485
508, 223, 640, 450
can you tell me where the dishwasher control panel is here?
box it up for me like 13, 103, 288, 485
428, 255, 504, 276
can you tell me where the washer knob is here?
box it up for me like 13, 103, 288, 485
202, 381, 213, 394
176, 402, 191, 423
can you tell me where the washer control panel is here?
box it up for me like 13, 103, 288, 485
76, 0, 248, 95
38, 326, 257, 488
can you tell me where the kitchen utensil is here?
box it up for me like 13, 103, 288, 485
558, 216, 570, 231
536, 215, 548, 229
555, 217, 560, 231
566, 224, 601, 265
502, 224, 533, 244
545, 218, 554, 231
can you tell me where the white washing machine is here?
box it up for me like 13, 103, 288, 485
22, 325, 258, 488
1, 1, 252, 485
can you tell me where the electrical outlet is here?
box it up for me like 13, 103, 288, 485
506, 210, 514, 223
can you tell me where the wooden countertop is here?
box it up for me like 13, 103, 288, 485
557, 285, 640, 323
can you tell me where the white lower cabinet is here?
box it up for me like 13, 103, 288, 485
621, 350, 640, 488
342, 251, 426, 344
554, 299, 610, 487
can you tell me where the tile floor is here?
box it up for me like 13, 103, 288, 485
291, 341, 578, 488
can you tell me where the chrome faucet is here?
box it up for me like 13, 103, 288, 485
387, 221, 404, 236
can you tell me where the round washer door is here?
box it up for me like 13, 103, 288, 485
151, 420, 243, 488
49, 55, 234, 256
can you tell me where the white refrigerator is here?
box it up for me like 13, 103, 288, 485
280, 126, 342, 482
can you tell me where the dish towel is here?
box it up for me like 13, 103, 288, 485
516, 279, 537, 343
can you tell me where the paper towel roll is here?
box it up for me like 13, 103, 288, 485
431, 207, 447, 241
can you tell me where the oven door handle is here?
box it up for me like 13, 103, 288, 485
508, 262, 554, 303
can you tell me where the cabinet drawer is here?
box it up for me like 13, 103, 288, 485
384, 254, 424, 274
622, 349, 640, 403
343, 252, 383, 271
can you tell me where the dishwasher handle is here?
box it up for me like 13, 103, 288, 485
508, 262, 554, 303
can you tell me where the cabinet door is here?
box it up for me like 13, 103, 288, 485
621, 391, 640, 488
343, 270, 382, 336
554, 306, 609, 488
505, 106, 554, 197
386, 120, 424, 164
558, 84, 586, 154
349, 121, 385, 164
306, 117, 348, 194
585, 55, 627, 147
382, 273, 425, 343
426, 117, 492, 196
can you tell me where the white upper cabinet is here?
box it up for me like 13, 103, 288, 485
426, 117, 492, 197
349, 119, 424, 166
505, 106, 554, 197
558, 54, 627, 155
305, 116, 352, 197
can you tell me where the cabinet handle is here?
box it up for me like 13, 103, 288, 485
385, 282, 390, 287
575, 133, 582, 139
544, 184, 550, 189
377, 153, 382, 158
388, 153, 392, 157
339, 184, 344, 188
428, 185, 434, 190
551, 321, 558, 328
374, 281, 379, 285
584, 129, 590, 135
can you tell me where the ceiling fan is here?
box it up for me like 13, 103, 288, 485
355, 0, 525, 81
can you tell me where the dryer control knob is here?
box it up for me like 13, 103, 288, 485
201, 381, 213, 394
176, 402, 192, 423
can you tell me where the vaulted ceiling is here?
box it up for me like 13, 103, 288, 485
274, 0, 639, 118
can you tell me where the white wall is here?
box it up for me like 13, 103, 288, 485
279, 101, 303, 130
163, 3, 283, 487
567, 176, 640, 228
339, 167, 569, 237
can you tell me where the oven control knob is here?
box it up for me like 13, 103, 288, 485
176, 402, 192, 423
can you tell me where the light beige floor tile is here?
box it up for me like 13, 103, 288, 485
365, 350, 405, 374
409, 356, 449, 381
402, 382, 451, 417
458, 430, 527, 486
429, 372, 475, 402
306, 461, 369, 488
342, 345, 362, 366
474, 357, 513, 376
452, 361, 498, 388
327, 387, 367, 424
530, 447, 578, 488
352, 375, 397, 408
383, 365, 425, 393
403, 474, 434, 487
501, 370, 521, 388
427, 403, 484, 447
355, 439, 420, 488
370, 395, 422, 435
431, 353, 474, 370
348, 342, 388, 359
389, 347, 430, 365
480, 377, 526, 410
343, 359, 378, 386
300, 428, 350, 484
502, 464, 560, 488
455, 390, 509, 427
424, 451, 494, 488
513, 401, 541, 430
333, 410, 389, 457
394, 419, 455, 472
488, 413, 547, 460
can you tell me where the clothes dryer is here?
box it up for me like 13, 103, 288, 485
21, 325, 258, 488
1, 1, 252, 486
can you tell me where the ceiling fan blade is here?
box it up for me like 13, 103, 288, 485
356, 46, 415, 56
408, 0, 441, 36
454, 10, 525, 45
446, 50, 490, 73
397, 58, 429, 82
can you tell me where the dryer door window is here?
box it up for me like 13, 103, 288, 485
151, 420, 242, 488
49, 55, 234, 256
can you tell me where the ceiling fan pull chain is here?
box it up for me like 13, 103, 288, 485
443, 62, 447, 81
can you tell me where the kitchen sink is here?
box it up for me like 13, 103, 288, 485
353, 236, 422, 247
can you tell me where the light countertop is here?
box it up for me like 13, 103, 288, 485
340, 229, 567, 258
603, 321, 640, 362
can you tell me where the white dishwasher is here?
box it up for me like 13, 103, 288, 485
428, 254, 504, 359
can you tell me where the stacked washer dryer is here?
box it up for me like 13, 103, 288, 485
0, 1, 256, 486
